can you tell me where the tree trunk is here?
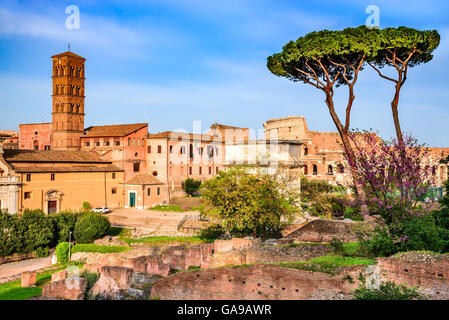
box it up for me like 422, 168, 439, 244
391, 84, 404, 145
324, 94, 363, 198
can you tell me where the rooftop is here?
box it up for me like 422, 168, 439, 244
83, 123, 148, 138
51, 51, 86, 60
124, 173, 164, 185
3, 149, 108, 163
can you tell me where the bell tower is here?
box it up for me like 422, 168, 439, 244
50, 50, 86, 150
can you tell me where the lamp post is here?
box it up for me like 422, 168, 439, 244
68, 231, 72, 262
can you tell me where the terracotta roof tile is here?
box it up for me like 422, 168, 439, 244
124, 173, 163, 185
11, 164, 123, 173
83, 123, 148, 138
51, 51, 86, 60
3, 150, 106, 163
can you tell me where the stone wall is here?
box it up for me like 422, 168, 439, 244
285, 219, 358, 242
150, 264, 362, 300
377, 252, 449, 299
208, 244, 331, 268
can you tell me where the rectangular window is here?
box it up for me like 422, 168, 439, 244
24, 192, 32, 199
44, 145, 51, 150
169, 146, 173, 153
157, 187, 160, 195
209, 167, 212, 175
133, 162, 140, 172
26, 174, 31, 182
199, 167, 202, 175
94, 141, 100, 147
128, 138, 131, 147
104, 140, 110, 146
133, 138, 136, 147
189, 167, 192, 175
84, 141, 90, 147
180, 146, 185, 154
142, 139, 145, 147
148, 146, 151, 153
216, 167, 219, 174
137, 139, 140, 147
112, 188, 117, 194
51, 173, 55, 181
158, 145, 162, 153
112, 173, 116, 179
115, 140, 121, 146
147, 188, 151, 196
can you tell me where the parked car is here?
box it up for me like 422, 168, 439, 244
92, 207, 111, 214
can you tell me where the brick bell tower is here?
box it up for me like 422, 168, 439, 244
50, 49, 86, 150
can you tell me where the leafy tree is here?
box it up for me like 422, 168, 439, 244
267, 26, 380, 195
17, 209, 54, 253
200, 166, 294, 238
367, 27, 440, 144
346, 131, 435, 224
182, 178, 202, 196
0, 211, 20, 256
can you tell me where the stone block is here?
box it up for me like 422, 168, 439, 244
51, 270, 67, 283
42, 278, 87, 300
21, 271, 37, 287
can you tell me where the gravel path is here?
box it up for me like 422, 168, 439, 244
0, 256, 52, 281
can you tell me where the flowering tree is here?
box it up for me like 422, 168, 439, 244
345, 131, 436, 224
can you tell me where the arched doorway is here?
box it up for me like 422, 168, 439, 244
33, 140, 39, 150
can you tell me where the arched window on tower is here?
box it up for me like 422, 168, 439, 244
313, 164, 318, 175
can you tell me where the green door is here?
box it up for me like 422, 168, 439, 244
129, 192, 136, 207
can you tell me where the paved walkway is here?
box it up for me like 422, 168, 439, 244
0, 256, 52, 281
107, 208, 200, 236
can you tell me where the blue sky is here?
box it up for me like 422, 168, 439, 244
0, 0, 448, 145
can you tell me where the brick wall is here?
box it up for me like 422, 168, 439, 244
285, 219, 358, 242
150, 264, 362, 300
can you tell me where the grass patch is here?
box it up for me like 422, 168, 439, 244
275, 254, 375, 275
72, 244, 130, 254
148, 205, 200, 212
122, 236, 208, 246
0, 261, 84, 300
108, 227, 131, 237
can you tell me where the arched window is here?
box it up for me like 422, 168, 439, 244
303, 165, 308, 175
328, 165, 333, 175
304, 146, 309, 156
33, 140, 39, 150
313, 164, 318, 175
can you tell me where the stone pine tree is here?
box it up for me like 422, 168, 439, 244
267, 26, 379, 195
367, 27, 440, 144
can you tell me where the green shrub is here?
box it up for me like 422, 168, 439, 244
82, 202, 91, 211
309, 194, 346, 218
74, 212, 111, 244
55, 242, 71, 263
198, 224, 224, 240
0, 211, 20, 257
359, 227, 398, 257
353, 281, 422, 300
50, 211, 80, 243
400, 215, 446, 253
182, 178, 202, 196
300, 177, 336, 202
34, 246, 50, 258
17, 210, 54, 254
81, 270, 100, 299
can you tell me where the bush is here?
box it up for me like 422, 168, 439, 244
182, 178, 202, 197
82, 202, 91, 211
300, 177, 337, 202
50, 211, 80, 243
0, 211, 20, 257
359, 227, 398, 257
74, 212, 111, 244
198, 224, 224, 240
81, 270, 100, 299
55, 242, 71, 263
353, 281, 422, 300
309, 194, 346, 218
17, 210, 54, 254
